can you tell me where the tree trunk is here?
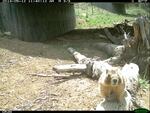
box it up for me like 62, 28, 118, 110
122, 16, 150, 79
112, 3, 126, 15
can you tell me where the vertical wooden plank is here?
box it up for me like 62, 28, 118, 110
0, 3, 75, 42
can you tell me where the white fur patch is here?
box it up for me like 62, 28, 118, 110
121, 63, 139, 81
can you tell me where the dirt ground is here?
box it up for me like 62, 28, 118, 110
0, 29, 149, 110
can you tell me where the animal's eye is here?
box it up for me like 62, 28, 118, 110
118, 78, 121, 83
108, 74, 111, 78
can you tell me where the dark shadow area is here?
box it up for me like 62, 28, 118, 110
0, 28, 116, 61
0, 25, 133, 61
124, 13, 138, 18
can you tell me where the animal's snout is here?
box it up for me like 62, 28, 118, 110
112, 79, 118, 85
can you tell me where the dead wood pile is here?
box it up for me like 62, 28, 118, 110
53, 16, 150, 110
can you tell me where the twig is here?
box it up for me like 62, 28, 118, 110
124, 32, 128, 40
27, 73, 50, 77
33, 96, 49, 104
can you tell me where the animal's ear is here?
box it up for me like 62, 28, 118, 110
108, 74, 111, 78
106, 69, 108, 74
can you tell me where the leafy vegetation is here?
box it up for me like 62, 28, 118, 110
139, 78, 149, 90
74, 3, 150, 29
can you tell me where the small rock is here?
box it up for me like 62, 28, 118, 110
28, 56, 33, 59
4, 31, 11, 36
8, 59, 17, 64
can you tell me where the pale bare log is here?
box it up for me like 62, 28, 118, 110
68, 47, 91, 64
53, 64, 87, 73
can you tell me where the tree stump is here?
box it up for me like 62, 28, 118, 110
96, 90, 132, 110
93, 16, 150, 79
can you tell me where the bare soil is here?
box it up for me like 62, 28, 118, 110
0, 29, 149, 110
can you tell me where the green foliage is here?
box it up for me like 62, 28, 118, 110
139, 78, 149, 90
126, 7, 149, 16
75, 3, 149, 29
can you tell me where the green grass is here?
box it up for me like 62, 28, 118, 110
75, 3, 149, 29
139, 78, 149, 90
126, 4, 149, 16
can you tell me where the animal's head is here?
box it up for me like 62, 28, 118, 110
104, 68, 123, 86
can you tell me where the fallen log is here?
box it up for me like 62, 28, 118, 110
67, 47, 91, 64
53, 47, 140, 110
52, 16, 149, 110
53, 48, 113, 79
53, 64, 87, 73
68, 47, 140, 95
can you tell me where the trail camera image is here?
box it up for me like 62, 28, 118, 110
0, 1, 149, 111
2, 111, 12, 113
